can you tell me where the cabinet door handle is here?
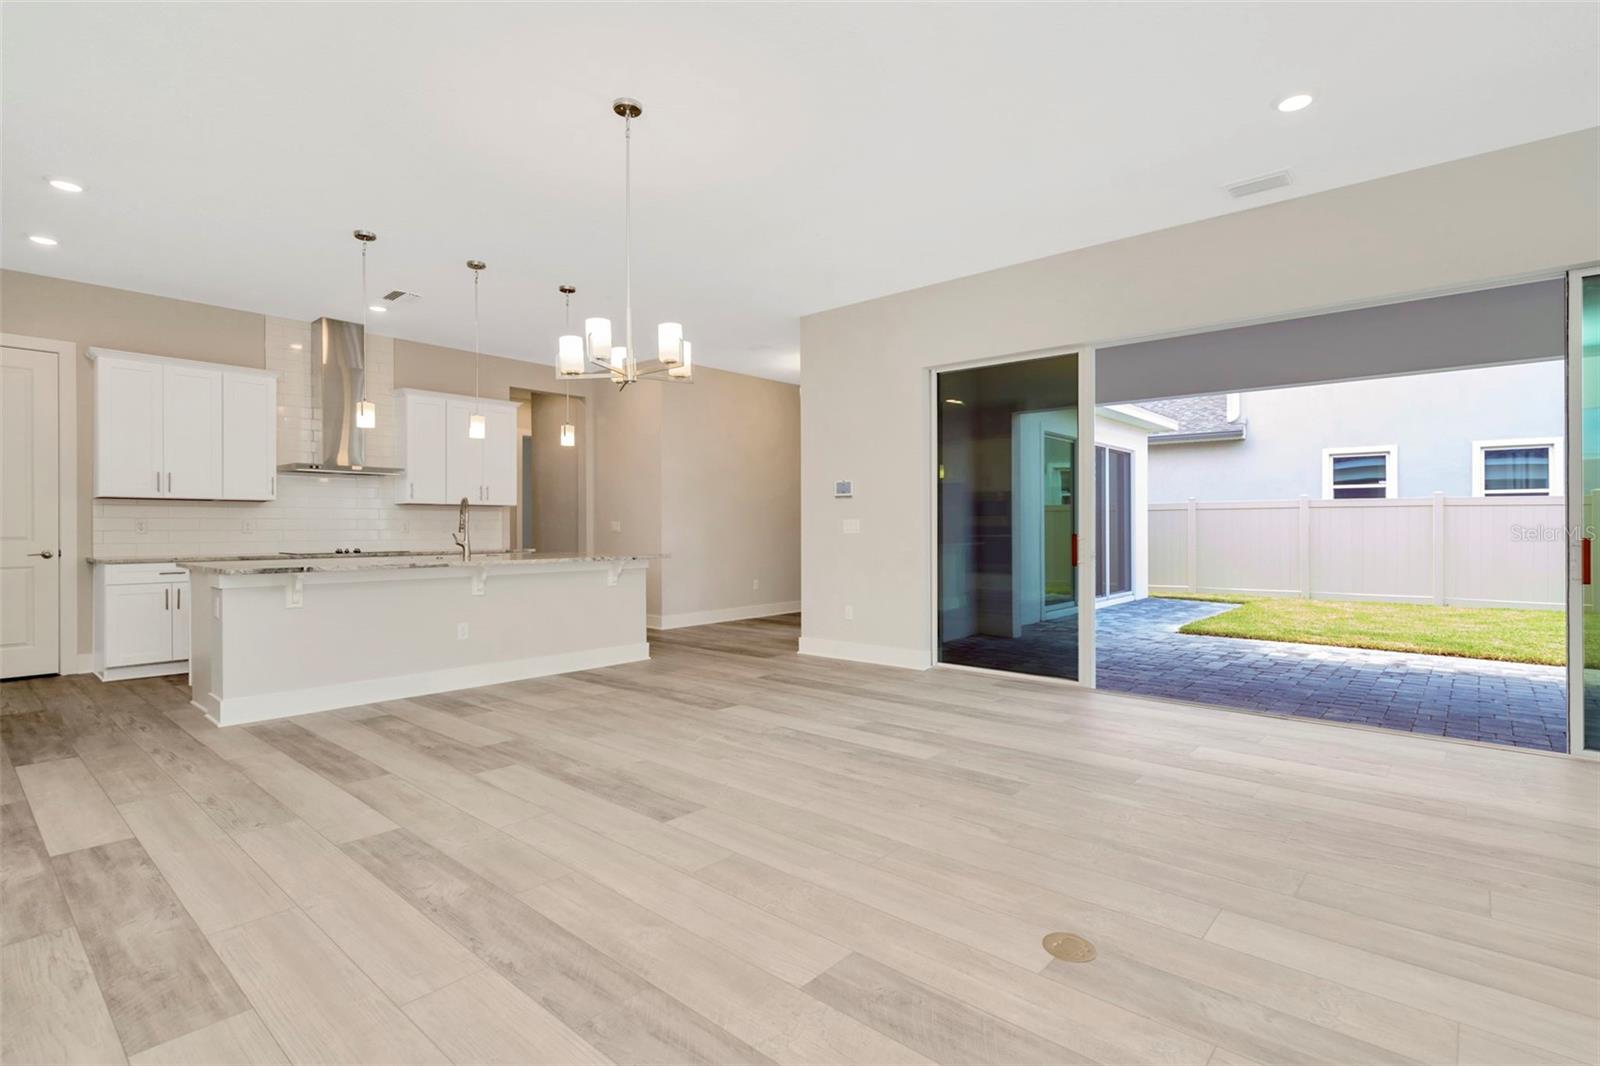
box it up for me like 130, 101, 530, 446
165, 587, 170, 610
176, 588, 181, 610
155, 471, 161, 493
271, 476, 276, 496
410, 481, 415, 500
167, 472, 172, 493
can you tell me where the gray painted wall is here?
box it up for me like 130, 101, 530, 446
1146, 360, 1564, 502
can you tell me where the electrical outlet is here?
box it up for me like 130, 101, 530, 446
611, 520, 623, 533
456, 622, 469, 640
842, 518, 861, 534
241, 519, 255, 534
401, 520, 410, 534
135, 519, 148, 535
752, 578, 760, 591
844, 604, 854, 620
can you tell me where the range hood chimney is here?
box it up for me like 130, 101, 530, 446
278, 317, 401, 476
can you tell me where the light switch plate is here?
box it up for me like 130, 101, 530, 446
842, 519, 861, 534
611, 520, 623, 533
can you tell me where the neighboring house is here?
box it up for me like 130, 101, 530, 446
1143, 360, 1565, 502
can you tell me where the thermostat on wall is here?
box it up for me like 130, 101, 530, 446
834, 480, 853, 498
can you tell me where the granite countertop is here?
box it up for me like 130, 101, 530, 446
179, 552, 658, 576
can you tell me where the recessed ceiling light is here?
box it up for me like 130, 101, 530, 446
368, 304, 387, 313
944, 398, 965, 405
28, 234, 59, 246
1276, 93, 1314, 113
48, 178, 84, 193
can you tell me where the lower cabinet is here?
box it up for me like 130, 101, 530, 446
94, 563, 191, 679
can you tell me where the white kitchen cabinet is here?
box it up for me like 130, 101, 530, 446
396, 388, 519, 507
94, 563, 191, 678
396, 390, 449, 503
94, 355, 165, 498
445, 397, 485, 504
221, 372, 277, 500
90, 348, 277, 501
481, 403, 518, 505
162, 362, 223, 498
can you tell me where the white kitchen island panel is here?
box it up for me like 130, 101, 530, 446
183, 554, 650, 725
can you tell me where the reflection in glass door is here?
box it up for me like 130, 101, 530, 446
937, 353, 1080, 680
1043, 433, 1075, 619
1096, 446, 1132, 599
1577, 271, 1600, 752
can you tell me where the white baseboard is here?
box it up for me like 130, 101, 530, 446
797, 637, 932, 671
194, 642, 651, 726
649, 601, 801, 630
97, 660, 188, 682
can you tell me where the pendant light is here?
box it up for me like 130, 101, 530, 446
557, 98, 692, 386
558, 286, 577, 447
353, 230, 378, 429
467, 259, 486, 439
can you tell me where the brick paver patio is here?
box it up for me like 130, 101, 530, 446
942, 597, 1568, 751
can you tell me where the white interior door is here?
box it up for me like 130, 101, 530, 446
1, 345, 61, 678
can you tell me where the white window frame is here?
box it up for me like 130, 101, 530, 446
1321, 445, 1398, 500
1472, 436, 1563, 497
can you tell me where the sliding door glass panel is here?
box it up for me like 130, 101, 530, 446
1096, 447, 1132, 598
938, 353, 1079, 680
1583, 275, 1600, 751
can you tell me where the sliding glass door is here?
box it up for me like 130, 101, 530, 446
937, 353, 1081, 680
1574, 269, 1600, 753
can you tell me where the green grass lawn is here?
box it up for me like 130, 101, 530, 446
1158, 595, 1568, 666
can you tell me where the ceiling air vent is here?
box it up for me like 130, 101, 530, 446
382, 289, 423, 304
1224, 170, 1293, 199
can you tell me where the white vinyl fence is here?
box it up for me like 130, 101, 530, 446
1149, 494, 1565, 611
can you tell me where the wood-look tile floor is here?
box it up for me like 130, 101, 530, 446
3, 613, 1598, 1065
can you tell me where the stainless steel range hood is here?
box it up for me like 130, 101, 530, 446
278, 317, 401, 476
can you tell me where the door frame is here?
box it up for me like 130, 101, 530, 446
926, 345, 1096, 686
2, 334, 80, 676
1567, 267, 1600, 758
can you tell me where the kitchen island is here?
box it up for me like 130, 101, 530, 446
182, 552, 652, 725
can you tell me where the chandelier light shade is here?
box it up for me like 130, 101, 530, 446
558, 334, 584, 376
554, 98, 692, 387
355, 399, 376, 429
658, 322, 683, 365
669, 340, 692, 379
468, 413, 486, 439
560, 422, 576, 448
585, 317, 613, 366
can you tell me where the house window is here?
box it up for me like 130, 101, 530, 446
1473, 438, 1562, 497
1323, 447, 1396, 499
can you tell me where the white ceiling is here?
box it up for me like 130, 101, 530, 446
4, 3, 1596, 383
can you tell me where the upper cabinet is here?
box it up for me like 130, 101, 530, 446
90, 349, 276, 501
396, 388, 519, 506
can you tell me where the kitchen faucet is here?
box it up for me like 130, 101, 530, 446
454, 497, 472, 562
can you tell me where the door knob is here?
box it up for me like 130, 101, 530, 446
28, 550, 54, 559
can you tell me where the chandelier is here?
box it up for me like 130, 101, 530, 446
558, 98, 692, 387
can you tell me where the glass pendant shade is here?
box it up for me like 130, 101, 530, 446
658, 322, 683, 365
585, 317, 612, 365
610, 346, 627, 371
558, 334, 584, 376
468, 412, 486, 439
355, 399, 376, 429
560, 422, 576, 448
668, 340, 692, 379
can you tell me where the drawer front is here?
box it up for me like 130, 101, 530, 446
101, 563, 190, 587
